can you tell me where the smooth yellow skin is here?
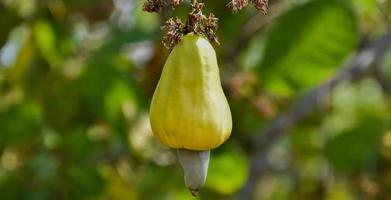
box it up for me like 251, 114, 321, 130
150, 33, 232, 150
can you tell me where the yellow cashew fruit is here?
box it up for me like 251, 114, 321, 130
149, 33, 232, 196
150, 33, 232, 150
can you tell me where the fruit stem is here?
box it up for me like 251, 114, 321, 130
177, 149, 210, 197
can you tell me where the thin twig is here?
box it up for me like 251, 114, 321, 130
234, 28, 391, 200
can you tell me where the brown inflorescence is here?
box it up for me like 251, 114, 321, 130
143, 0, 183, 13
161, 2, 220, 50
162, 18, 184, 50
227, 0, 249, 13
252, 0, 268, 15
227, 0, 268, 14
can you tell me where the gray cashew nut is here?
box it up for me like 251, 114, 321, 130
177, 149, 210, 197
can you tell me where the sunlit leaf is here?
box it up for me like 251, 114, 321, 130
325, 181, 355, 200
79, 62, 143, 130
104, 79, 137, 123
33, 20, 60, 65
100, 165, 138, 200
257, 0, 358, 94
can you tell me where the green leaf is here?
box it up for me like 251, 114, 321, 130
258, 0, 358, 94
104, 79, 137, 123
79, 62, 143, 128
61, 127, 94, 160
0, 101, 41, 143
78, 29, 150, 125
230, 98, 266, 134
325, 116, 384, 174
66, 165, 105, 198
33, 20, 60, 65
205, 142, 249, 195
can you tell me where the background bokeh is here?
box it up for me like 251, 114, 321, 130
0, 0, 391, 199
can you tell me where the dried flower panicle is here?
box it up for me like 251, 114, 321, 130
143, 0, 183, 13
170, 0, 182, 6
143, 0, 165, 12
204, 13, 219, 44
227, 0, 268, 14
187, 3, 219, 44
162, 18, 184, 50
227, 0, 249, 13
185, 2, 205, 33
252, 0, 268, 15
162, 2, 220, 50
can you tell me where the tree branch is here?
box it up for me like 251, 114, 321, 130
234, 28, 391, 200
373, 62, 391, 96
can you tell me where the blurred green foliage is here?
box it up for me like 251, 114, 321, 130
259, 0, 358, 94
0, 0, 390, 199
